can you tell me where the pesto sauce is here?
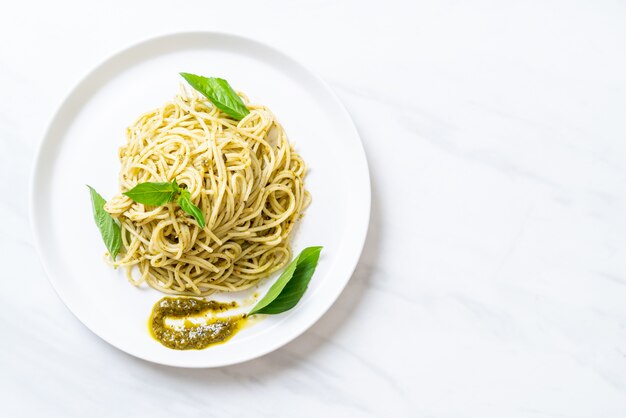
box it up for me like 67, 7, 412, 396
149, 297, 247, 350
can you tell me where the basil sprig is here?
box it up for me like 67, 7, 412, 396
249, 246, 323, 315
122, 179, 179, 206
180, 73, 250, 120
177, 189, 206, 228
123, 180, 205, 228
88, 186, 121, 260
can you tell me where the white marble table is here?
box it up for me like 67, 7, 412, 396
2, 1, 626, 416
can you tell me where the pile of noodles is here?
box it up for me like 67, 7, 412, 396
104, 86, 309, 296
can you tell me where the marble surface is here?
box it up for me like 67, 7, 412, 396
2, 0, 626, 416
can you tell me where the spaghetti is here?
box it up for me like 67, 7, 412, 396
104, 86, 309, 296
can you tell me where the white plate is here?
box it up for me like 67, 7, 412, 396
30, 32, 370, 368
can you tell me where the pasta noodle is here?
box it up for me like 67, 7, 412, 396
104, 86, 309, 296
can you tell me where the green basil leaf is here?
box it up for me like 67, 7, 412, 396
180, 73, 250, 120
249, 246, 323, 315
123, 182, 178, 206
87, 186, 121, 260
177, 189, 206, 228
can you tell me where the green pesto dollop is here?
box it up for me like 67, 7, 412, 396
149, 297, 246, 350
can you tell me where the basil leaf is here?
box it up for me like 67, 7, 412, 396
87, 186, 121, 260
249, 246, 323, 315
180, 73, 250, 120
177, 189, 206, 228
123, 182, 178, 206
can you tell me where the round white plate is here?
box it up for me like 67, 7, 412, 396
30, 32, 370, 368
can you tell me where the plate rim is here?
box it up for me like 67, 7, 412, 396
29, 31, 371, 368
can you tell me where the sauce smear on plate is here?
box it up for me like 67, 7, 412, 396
149, 297, 246, 350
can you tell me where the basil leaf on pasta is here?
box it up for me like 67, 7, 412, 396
87, 186, 121, 260
249, 246, 323, 315
180, 73, 250, 120
123, 181, 178, 206
177, 189, 206, 228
